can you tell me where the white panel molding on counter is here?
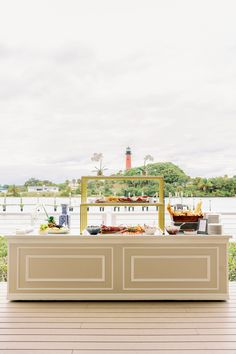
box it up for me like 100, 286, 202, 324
6, 233, 231, 301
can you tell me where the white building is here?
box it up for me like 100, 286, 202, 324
28, 185, 59, 193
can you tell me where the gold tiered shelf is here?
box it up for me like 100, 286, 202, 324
81, 202, 163, 207
80, 175, 165, 233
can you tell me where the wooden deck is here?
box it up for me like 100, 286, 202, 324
0, 282, 236, 354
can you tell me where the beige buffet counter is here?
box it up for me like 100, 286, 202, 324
6, 232, 231, 301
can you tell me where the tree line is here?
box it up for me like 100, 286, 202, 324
1, 163, 236, 197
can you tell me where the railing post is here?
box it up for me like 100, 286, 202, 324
20, 196, 23, 212
54, 197, 57, 212
3, 195, 6, 212
80, 177, 88, 233
158, 177, 165, 234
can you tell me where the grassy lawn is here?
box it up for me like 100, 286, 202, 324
0, 236, 236, 282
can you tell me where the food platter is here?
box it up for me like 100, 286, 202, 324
95, 196, 150, 203
47, 227, 69, 234
99, 225, 148, 235
86, 225, 153, 235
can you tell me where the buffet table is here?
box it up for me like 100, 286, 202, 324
6, 232, 231, 301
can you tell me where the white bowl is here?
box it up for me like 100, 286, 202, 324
144, 225, 156, 235
166, 226, 180, 235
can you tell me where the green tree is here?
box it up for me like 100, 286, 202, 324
7, 185, 20, 197
123, 162, 189, 196
24, 178, 55, 187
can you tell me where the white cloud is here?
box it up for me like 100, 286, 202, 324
0, 0, 236, 183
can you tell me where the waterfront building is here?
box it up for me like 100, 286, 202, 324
27, 185, 59, 193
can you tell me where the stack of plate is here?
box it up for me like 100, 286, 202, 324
208, 224, 223, 235
206, 214, 223, 235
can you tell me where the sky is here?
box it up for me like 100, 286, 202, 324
0, 0, 236, 184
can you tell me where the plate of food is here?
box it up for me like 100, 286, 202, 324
95, 196, 150, 203
100, 225, 145, 235
100, 225, 127, 234
47, 227, 69, 234
120, 225, 145, 234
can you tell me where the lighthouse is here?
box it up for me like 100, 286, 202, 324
125, 147, 132, 170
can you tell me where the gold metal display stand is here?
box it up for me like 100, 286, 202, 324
80, 176, 165, 234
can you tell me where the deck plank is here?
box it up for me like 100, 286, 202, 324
2, 342, 236, 350
0, 351, 72, 354
1, 334, 236, 341
0, 282, 236, 352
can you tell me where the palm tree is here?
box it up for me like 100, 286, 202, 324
7, 185, 20, 197
91, 153, 108, 176
142, 155, 154, 175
